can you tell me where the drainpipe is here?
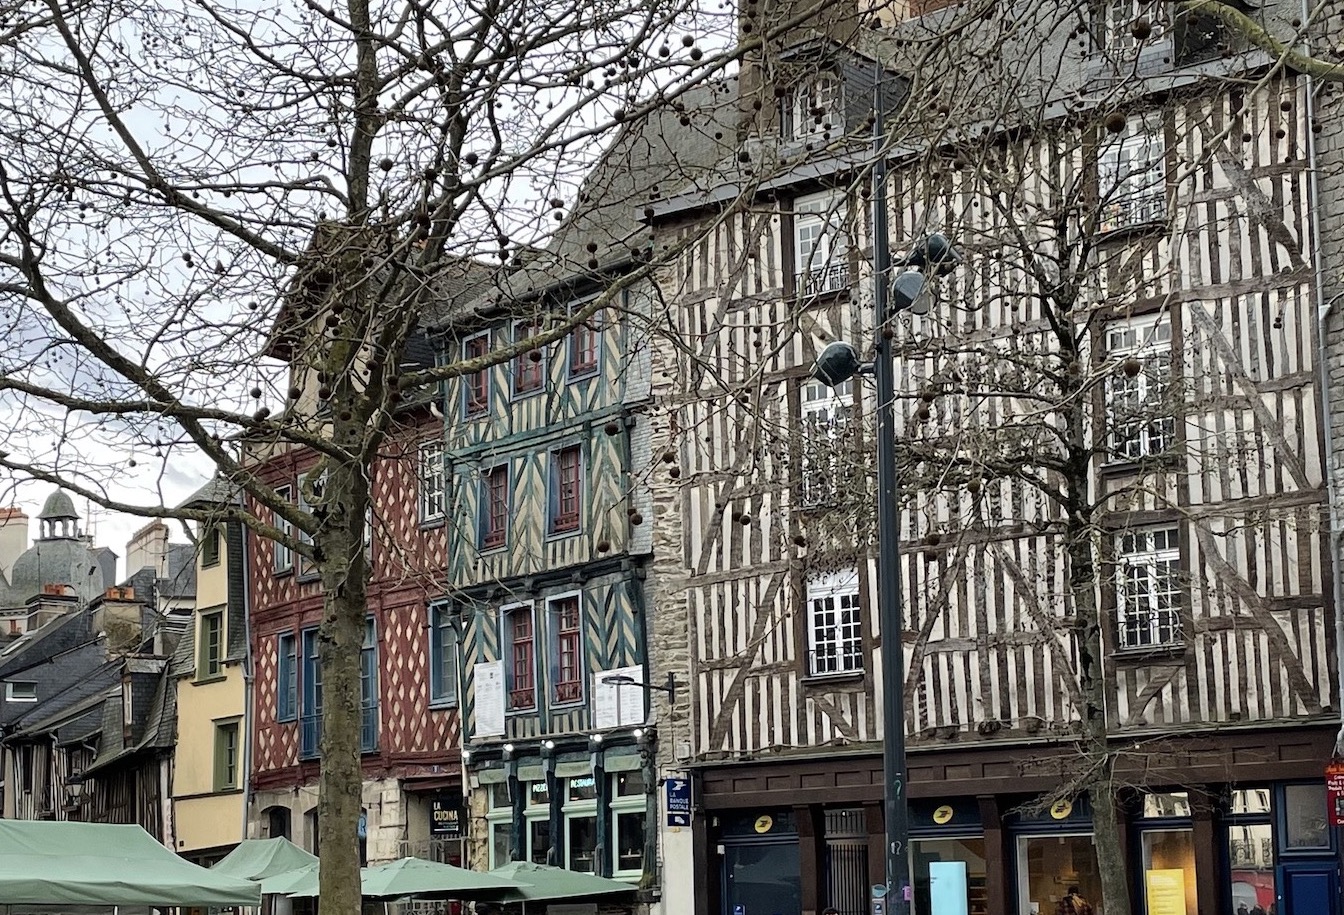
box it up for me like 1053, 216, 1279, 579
1299, 0, 1344, 756
240, 517, 256, 838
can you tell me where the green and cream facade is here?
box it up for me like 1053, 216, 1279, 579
438, 281, 657, 886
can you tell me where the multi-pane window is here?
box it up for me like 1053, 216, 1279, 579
787, 73, 841, 142
794, 192, 848, 296
806, 571, 864, 676
505, 605, 536, 711
429, 603, 458, 706
513, 321, 545, 395
480, 465, 510, 550
1116, 527, 1183, 649
273, 486, 293, 574
419, 441, 445, 523
360, 619, 378, 752
567, 301, 600, 377
213, 719, 240, 791
1098, 116, 1167, 232
198, 610, 224, 679
799, 377, 854, 507
462, 332, 490, 417
551, 595, 583, 705
549, 446, 582, 535
1105, 315, 1174, 460
202, 526, 221, 567
526, 780, 552, 865
277, 632, 298, 721
486, 782, 513, 868
1093, 0, 1167, 52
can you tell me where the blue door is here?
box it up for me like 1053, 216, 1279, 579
1276, 862, 1338, 915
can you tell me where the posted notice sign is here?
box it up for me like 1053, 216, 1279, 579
1327, 763, 1344, 826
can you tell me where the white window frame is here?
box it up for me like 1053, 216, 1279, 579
486, 782, 513, 869
1104, 314, 1174, 461
273, 485, 294, 574
806, 570, 864, 676
419, 440, 446, 523
1098, 114, 1167, 233
787, 72, 841, 142
793, 191, 848, 297
1094, 0, 1169, 52
610, 770, 647, 878
5, 681, 36, 703
1115, 526, 1183, 649
799, 377, 853, 507
563, 774, 600, 873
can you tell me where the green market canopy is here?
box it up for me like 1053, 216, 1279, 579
485, 862, 637, 902
0, 821, 261, 907
211, 838, 318, 883
285, 857, 523, 899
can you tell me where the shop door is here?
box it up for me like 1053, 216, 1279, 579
1275, 862, 1337, 915
722, 839, 802, 915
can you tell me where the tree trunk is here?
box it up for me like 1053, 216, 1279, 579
316, 452, 372, 915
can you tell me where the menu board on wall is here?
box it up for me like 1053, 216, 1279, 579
592, 666, 646, 729
474, 660, 505, 737
1144, 869, 1187, 915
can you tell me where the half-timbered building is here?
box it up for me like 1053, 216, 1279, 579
441, 87, 735, 897
645, 3, 1344, 915
245, 359, 468, 866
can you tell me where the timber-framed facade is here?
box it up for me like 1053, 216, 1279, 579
645, 4, 1344, 915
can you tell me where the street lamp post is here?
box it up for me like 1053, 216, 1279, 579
814, 242, 958, 915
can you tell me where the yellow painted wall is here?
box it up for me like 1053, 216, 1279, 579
171, 521, 247, 853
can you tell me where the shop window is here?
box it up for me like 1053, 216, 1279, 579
824, 808, 870, 915
723, 842, 802, 915
525, 780, 551, 865
1115, 526, 1182, 649
565, 775, 599, 872
1227, 823, 1276, 913
486, 782, 513, 868
1140, 829, 1197, 915
799, 378, 854, 508
265, 806, 291, 839
1016, 835, 1102, 915
1141, 791, 1191, 818
612, 771, 647, 876
1281, 783, 1330, 851
913, 837, 988, 915
1231, 788, 1272, 815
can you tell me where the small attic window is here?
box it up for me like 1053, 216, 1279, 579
787, 73, 841, 142
6, 681, 37, 702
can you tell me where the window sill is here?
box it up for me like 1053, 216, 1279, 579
210, 786, 245, 796
429, 699, 458, 711
479, 542, 508, 554
789, 285, 850, 306
1099, 452, 1182, 475
801, 670, 866, 686
202, 560, 222, 570
1112, 643, 1187, 664
273, 566, 295, 579
419, 517, 445, 531
567, 366, 600, 381
550, 696, 585, 710
277, 715, 297, 724
1095, 218, 1167, 244
512, 386, 544, 400
546, 528, 582, 541
193, 674, 227, 686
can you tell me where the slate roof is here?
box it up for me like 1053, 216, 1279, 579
170, 622, 195, 679
430, 79, 741, 327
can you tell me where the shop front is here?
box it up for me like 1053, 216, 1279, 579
690, 727, 1341, 915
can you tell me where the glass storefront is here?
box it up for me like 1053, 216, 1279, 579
913, 837, 987, 915
1016, 834, 1102, 915
1140, 829, 1196, 915
723, 842, 802, 915
1228, 822, 1276, 914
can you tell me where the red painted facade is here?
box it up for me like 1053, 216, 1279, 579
247, 411, 459, 792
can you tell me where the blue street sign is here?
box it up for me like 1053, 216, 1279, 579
665, 777, 692, 826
